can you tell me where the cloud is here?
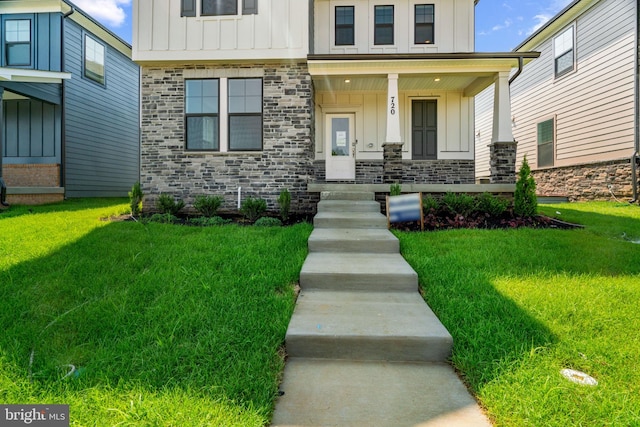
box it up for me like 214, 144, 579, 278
492, 18, 513, 32
72, 0, 131, 27
524, 0, 573, 36
526, 14, 552, 36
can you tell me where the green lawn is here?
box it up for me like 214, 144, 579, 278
397, 202, 640, 426
2, 199, 639, 426
0, 199, 312, 426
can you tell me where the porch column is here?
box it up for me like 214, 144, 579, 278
384, 74, 403, 183
489, 71, 517, 184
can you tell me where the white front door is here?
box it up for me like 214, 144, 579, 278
325, 114, 356, 181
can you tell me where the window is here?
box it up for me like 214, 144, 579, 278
374, 5, 394, 45
202, 0, 237, 16
335, 6, 355, 46
185, 79, 219, 150
554, 26, 574, 78
5, 19, 31, 66
537, 118, 554, 167
228, 78, 262, 151
414, 5, 434, 44
242, 0, 258, 15
84, 35, 105, 85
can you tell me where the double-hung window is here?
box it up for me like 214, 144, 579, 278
554, 26, 575, 78
185, 79, 220, 151
414, 4, 434, 44
84, 34, 105, 85
335, 6, 355, 46
5, 19, 31, 66
537, 118, 554, 167
374, 5, 394, 45
228, 78, 262, 151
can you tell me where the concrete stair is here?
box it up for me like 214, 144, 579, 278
272, 191, 491, 426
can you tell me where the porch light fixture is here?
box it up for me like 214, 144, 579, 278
434, 78, 441, 82
344, 79, 351, 84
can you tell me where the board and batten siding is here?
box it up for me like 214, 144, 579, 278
314, 0, 474, 55
316, 89, 473, 160
476, 0, 636, 179
133, 0, 309, 61
63, 20, 140, 197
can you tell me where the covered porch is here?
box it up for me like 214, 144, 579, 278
308, 52, 539, 185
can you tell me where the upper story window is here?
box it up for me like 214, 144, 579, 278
5, 19, 31, 66
554, 26, 574, 78
181, 0, 258, 17
228, 78, 262, 151
84, 34, 105, 85
374, 5, 394, 45
414, 4, 434, 44
185, 79, 220, 151
335, 6, 355, 46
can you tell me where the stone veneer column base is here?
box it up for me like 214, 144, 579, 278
383, 143, 403, 184
489, 141, 517, 184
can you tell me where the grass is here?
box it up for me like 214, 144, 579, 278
0, 199, 312, 426
396, 201, 640, 426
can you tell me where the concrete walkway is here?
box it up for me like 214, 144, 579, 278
272, 191, 491, 427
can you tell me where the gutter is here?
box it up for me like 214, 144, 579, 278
60, 6, 75, 194
632, 0, 640, 203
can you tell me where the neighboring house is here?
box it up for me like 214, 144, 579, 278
133, 0, 537, 213
0, 0, 140, 206
475, 0, 639, 201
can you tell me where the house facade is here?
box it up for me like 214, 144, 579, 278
0, 0, 140, 205
134, 0, 537, 213
475, 0, 639, 201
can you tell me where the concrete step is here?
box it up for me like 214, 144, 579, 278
317, 199, 381, 213
321, 191, 374, 201
300, 252, 417, 292
285, 290, 453, 362
272, 359, 491, 427
314, 211, 388, 229
308, 228, 399, 253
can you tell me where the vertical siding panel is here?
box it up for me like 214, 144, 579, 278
4, 103, 18, 157
446, 92, 461, 151
137, 0, 153, 51
18, 102, 30, 157
36, 14, 51, 70
168, 0, 186, 50
30, 102, 43, 157
43, 103, 56, 157
152, 0, 170, 50
48, 13, 62, 72
271, 0, 288, 49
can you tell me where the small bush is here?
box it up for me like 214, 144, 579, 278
442, 192, 477, 217
390, 183, 402, 196
240, 197, 267, 222
188, 216, 231, 226
193, 195, 223, 218
254, 217, 283, 227
277, 189, 291, 222
422, 194, 439, 213
514, 156, 538, 217
148, 213, 178, 224
156, 194, 185, 216
128, 182, 143, 216
476, 193, 509, 217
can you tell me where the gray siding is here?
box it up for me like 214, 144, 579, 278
63, 20, 140, 197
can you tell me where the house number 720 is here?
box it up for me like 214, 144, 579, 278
389, 96, 396, 115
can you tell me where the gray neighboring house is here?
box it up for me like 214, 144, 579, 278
0, 0, 140, 206
475, 0, 640, 201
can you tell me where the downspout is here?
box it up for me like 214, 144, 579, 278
60, 5, 75, 194
631, 0, 640, 203
509, 56, 524, 86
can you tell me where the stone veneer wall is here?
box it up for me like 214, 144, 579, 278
533, 159, 637, 201
140, 62, 314, 214
490, 142, 517, 184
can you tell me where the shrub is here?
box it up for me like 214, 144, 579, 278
476, 192, 509, 217
442, 192, 477, 217
193, 195, 223, 218
422, 194, 439, 213
128, 182, 143, 217
277, 189, 291, 222
187, 216, 231, 226
156, 194, 185, 216
390, 183, 402, 196
254, 217, 283, 227
148, 213, 178, 224
514, 156, 538, 217
240, 197, 267, 222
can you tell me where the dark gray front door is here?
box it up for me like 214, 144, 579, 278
412, 100, 437, 160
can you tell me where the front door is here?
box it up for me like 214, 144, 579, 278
412, 100, 437, 159
325, 114, 356, 180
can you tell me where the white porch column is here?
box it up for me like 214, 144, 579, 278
385, 74, 402, 143
491, 71, 514, 143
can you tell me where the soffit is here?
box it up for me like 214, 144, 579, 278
0, 67, 72, 83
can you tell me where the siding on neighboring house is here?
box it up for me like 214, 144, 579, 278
476, 0, 636, 185
63, 19, 140, 197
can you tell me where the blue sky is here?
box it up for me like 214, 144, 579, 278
80, 0, 573, 52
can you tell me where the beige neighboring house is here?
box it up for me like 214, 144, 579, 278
133, 0, 538, 213
475, 0, 640, 201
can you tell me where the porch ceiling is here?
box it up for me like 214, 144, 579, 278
312, 73, 493, 93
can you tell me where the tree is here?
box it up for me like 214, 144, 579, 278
514, 155, 538, 217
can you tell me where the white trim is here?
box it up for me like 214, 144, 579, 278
219, 77, 229, 152
0, 67, 71, 83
